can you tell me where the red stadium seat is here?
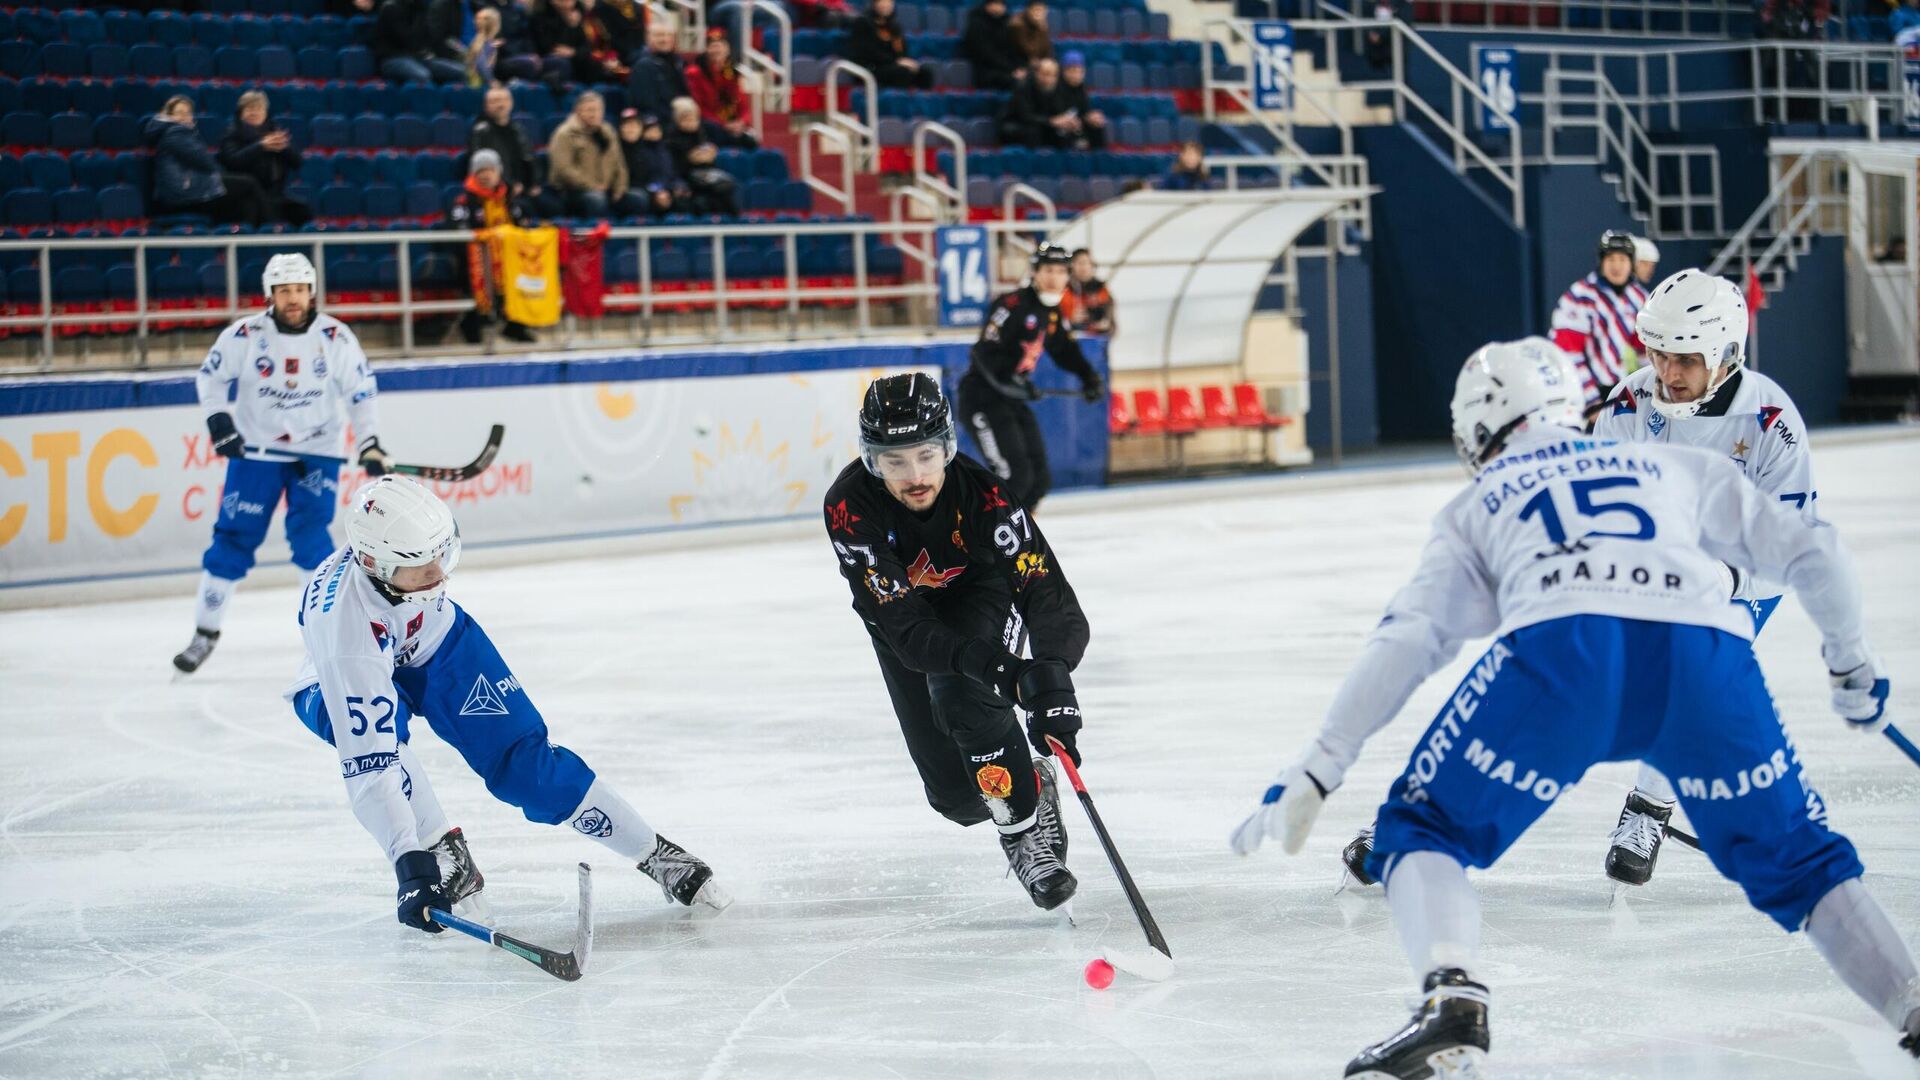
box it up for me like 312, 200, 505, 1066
1131, 388, 1169, 435
1232, 382, 1290, 429
1165, 387, 1202, 434
1199, 385, 1234, 428
1107, 391, 1131, 435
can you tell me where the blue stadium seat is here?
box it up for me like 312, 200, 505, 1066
371, 150, 415, 186
102, 8, 147, 46
300, 155, 332, 188
150, 262, 197, 299
1086, 176, 1117, 204
404, 180, 440, 217
338, 45, 375, 81
99, 183, 144, 220
55, 264, 106, 303
85, 43, 129, 79
925, 6, 952, 33
318, 183, 359, 218
296, 46, 336, 80
231, 17, 273, 48
269, 14, 306, 46
105, 263, 136, 300
391, 114, 430, 148
4, 189, 51, 226
42, 42, 86, 78
215, 46, 257, 79
327, 254, 372, 290
61, 9, 107, 45
352, 113, 390, 147
189, 13, 231, 47
147, 11, 191, 46
362, 183, 401, 218
334, 153, 372, 186
257, 46, 296, 80
429, 114, 467, 147
308, 114, 349, 147
3, 112, 49, 147
15, 8, 60, 43
282, 84, 324, 119
111, 80, 161, 115
310, 14, 349, 48
0, 155, 21, 193
417, 153, 457, 184
53, 188, 94, 223
0, 42, 37, 78
67, 79, 111, 116
71, 151, 115, 190
114, 154, 150, 192
174, 45, 214, 79
48, 112, 90, 150
201, 84, 240, 118
127, 42, 170, 77
1144, 116, 1172, 144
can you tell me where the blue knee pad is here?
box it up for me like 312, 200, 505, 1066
283, 463, 340, 571
390, 607, 594, 825
202, 457, 295, 580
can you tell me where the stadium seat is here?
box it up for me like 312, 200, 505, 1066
352, 113, 391, 148
1130, 389, 1176, 436
1108, 392, 1132, 435
430, 114, 467, 148
1198, 385, 1235, 429
296, 46, 336, 80
14, 8, 59, 44
215, 46, 258, 79
54, 264, 105, 303
391, 114, 430, 148
4, 188, 52, 226
190, 13, 231, 47
257, 45, 296, 80
42, 42, 86, 78
3, 112, 49, 147
174, 45, 214, 79
230, 15, 274, 48
1165, 387, 1203, 432
0, 42, 37, 78
60, 9, 107, 45
87, 43, 130, 79
99, 183, 144, 220
308, 114, 349, 148
1232, 382, 1288, 428
362, 183, 401, 218
338, 46, 375, 81
404, 181, 440, 218
48, 112, 90, 150
53, 188, 94, 223
317, 183, 360, 218
148, 11, 192, 47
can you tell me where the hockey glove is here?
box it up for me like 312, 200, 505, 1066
358, 437, 392, 478
1829, 662, 1891, 735
394, 850, 449, 934
1080, 376, 1106, 404
1016, 657, 1082, 765
1230, 744, 1342, 856
207, 411, 243, 460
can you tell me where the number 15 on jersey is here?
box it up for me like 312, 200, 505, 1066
938, 226, 989, 328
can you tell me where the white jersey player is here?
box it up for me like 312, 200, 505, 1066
1230, 339, 1913, 1077
1594, 267, 1818, 885
289, 476, 729, 935
173, 253, 392, 675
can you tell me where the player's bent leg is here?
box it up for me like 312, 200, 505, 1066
872, 640, 991, 826
1011, 402, 1051, 508
282, 462, 341, 571
1805, 877, 1920, 1051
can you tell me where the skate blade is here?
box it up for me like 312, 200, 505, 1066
693, 879, 734, 912
1103, 946, 1174, 983
1346, 1045, 1486, 1080
1055, 900, 1075, 926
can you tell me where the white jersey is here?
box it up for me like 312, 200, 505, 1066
195, 310, 378, 459
1593, 366, 1816, 601
286, 547, 457, 864
1304, 427, 1864, 779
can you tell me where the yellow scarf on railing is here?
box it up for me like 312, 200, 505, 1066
491, 224, 562, 327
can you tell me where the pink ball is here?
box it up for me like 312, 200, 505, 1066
1084, 957, 1115, 990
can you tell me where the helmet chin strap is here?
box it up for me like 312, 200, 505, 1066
1651, 356, 1741, 419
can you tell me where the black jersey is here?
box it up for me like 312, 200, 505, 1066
967, 285, 1098, 398
822, 452, 1090, 675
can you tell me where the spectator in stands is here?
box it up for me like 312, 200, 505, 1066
685, 29, 758, 144
218, 91, 311, 228
962, 0, 1023, 90
1895, 0, 1920, 36
463, 7, 503, 86
666, 96, 742, 214
587, 0, 648, 65
628, 20, 693, 123
1158, 140, 1214, 190
467, 85, 548, 214
1061, 248, 1114, 334
998, 58, 1085, 149
376, 0, 468, 84
448, 149, 535, 343
1362, 0, 1411, 69
1056, 51, 1107, 149
1008, 1, 1052, 65
847, 0, 936, 89
614, 108, 686, 217
547, 91, 629, 218
532, 0, 622, 84
147, 97, 269, 226
1758, 0, 1831, 37
492, 0, 570, 86
792, 0, 858, 28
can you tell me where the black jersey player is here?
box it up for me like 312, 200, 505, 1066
821, 373, 1090, 911
956, 243, 1105, 512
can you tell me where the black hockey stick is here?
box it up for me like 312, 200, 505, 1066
429, 862, 593, 981
1045, 736, 1173, 980
1664, 822, 1703, 853
242, 424, 505, 482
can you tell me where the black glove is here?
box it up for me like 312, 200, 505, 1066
358, 437, 392, 478
1080, 377, 1105, 404
207, 411, 243, 460
394, 850, 448, 934
1015, 657, 1082, 765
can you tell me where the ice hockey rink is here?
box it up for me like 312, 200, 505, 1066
4, 432, 1917, 1080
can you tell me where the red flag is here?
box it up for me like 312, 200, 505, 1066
559, 223, 610, 319
1744, 264, 1766, 332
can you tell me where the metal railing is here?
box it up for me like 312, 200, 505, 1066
721, 0, 792, 112
911, 120, 968, 224
1292, 0, 1757, 38
0, 220, 1088, 373
1544, 69, 1722, 237
1705, 144, 1848, 286
800, 122, 857, 214
825, 59, 879, 173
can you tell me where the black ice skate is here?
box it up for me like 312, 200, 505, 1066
1346, 967, 1490, 1080
429, 826, 486, 907
999, 760, 1077, 911
171, 628, 220, 674
1343, 825, 1379, 887
640, 833, 730, 910
1605, 789, 1675, 887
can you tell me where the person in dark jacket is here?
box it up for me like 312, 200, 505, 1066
664, 96, 740, 214
613, 108, 686, 216
465, 84, 550, 214
1158, 140, 1213, 191
997, 58, 1078, 148
846, 0, 934, 89
447, 149, 535, 344
1054, 51, 1105, 149
147, 97, 270, 225
531, 0, 620, 84
960, 0, 1022, 90
627, 21, 692, 121
1007, 0, 1052, 65
217, 91, 310, 226
490, 0, 571, 85
374, 0, 467, 83
587, 0, 647, 64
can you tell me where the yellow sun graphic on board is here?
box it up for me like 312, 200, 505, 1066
668, 420, 810, 523
595, 384, 636, 420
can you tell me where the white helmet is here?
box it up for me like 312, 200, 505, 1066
1449, 336, 1585, 469
344, 477, 461, 605
1632, 235, 1660, 265
262, 252, 316, 296
1636, 268, 1746, 420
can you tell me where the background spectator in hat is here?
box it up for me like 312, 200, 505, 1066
218, 90, 310, 226
1055, 51, 1106, 149
961, 0, 1023, 90
466, 85, 551, 215
614, 108, 687, 217
447, 148, 535, 344
847, 0, 935, 89
685, 29, 756, 143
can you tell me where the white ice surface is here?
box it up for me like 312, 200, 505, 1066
4, 436, 1919, 1080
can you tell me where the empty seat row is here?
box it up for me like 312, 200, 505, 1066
2, 9, 365, 51
890, 4, 1164, 38
0, 39, 378, 82
0, 76, 488, 127
1112, 384, 1290, 438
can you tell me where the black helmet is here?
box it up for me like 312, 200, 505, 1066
858, 373, 957, 478
1031, 242, 1072, 270
1596, 230, 1636, 266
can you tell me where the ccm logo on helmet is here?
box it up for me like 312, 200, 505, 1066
885, 424, 922, 435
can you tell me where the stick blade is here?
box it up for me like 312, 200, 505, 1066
573, 861, 594, 977
1103, 945, 1174, 983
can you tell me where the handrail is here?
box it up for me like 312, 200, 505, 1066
1307, 0, 1757, 38
1704, 149, 1837, 279
800, 122, 856, 215
911, 119, 967, 224
1545, 69, 1722, 238
825, 59, 880, 173
1002, 182, 1056, 224
729, 0, 792, 112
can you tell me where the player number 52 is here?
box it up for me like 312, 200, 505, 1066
346, 694, 396, 736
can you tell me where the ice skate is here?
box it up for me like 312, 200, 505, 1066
1605, 790, 1674, 887
640, 833, 730, 910
1347, 967, 1490, 1079
1000, 760, 1077, 911
1342, 825, 1379, 888
171, 628, 220, 675
428, 826, 489, 919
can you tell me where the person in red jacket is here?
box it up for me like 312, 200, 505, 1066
684, 28, 754, 144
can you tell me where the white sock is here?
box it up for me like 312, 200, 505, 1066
1634, 764, 1677, 805
398, 743, 451, 845
563, 778, 657, 862
193, 573, 238, 633
1384, 850, 1482, 983
1806, 877, 1920, 1029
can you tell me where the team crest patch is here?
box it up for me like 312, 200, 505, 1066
1611, 390, 1636, 415
255, 355, 274, 378
826, 498, 861, 536
1647, 410, 1666, 437
572, 806, 614, 838
1015, 551, 1049, 582
975, 763, 1014, 799
321, 326, 338, 340
459, 674, 509, 716
1758, 405, 1783, 431
906, 549, 964, 590
370, 622, 389, 648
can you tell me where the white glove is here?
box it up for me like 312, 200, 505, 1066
1830, 663, 1891, 735
1230, 745, 1342, 857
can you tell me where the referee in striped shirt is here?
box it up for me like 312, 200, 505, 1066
1550, 230, 1649, 412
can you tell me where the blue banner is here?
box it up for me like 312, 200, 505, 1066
1251, 22, 1294, 113
1475, 46, 1516, 131
936, 226, 990, 328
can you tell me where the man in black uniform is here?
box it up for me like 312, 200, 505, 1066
822, 373, 1089, 911
958, 243, 1105, 513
